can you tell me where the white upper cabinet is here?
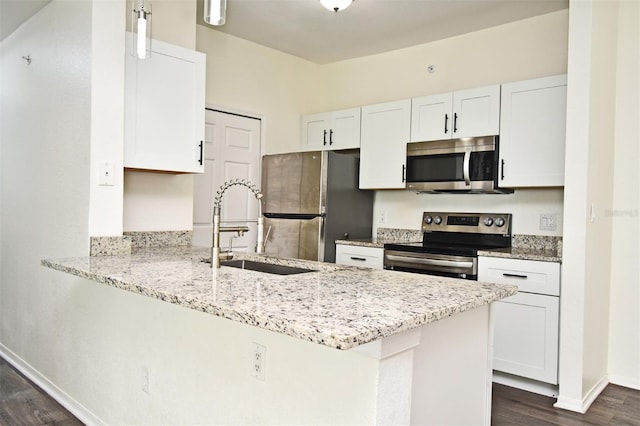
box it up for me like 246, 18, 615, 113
359, 99, 411, 189
301, 107, 361, 151
411, 85, 501, 142
124, 33, 206, 173
499, 74, 567, 187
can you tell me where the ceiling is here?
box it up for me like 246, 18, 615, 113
198, 0, 569, 64
2, 0, 568, 64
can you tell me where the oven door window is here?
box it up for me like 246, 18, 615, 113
407, 151, 495, 183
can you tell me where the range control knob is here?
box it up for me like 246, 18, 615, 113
424, 216, 433, 224
495, 217, 506, 227
434, 215, 443, 225
483, 217, 494, 227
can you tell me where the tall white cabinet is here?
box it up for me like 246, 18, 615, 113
124, 34, 206, 173
301, 108, 361, 151
411, 85, 501, 142
359, 99, 411, 189
499, 75, 567, 187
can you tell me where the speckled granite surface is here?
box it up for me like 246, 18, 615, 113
125, 230, 192, 248
335, 227, 422, 248
42, 247, 516, 350
90, 236, 132, 256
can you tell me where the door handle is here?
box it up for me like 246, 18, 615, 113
501, 159, 505, 180
502, 273, 528, 279
463, 150, 471, 186
453, 112, 458, 133
198, 141, 203, 165
329, 129, 334, 145
402, 164, 406, 183
323, 129, 328, 146
350, 256, 367, 261
444, 114, 449, 134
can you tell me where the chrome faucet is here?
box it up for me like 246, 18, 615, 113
211, 178, 265, 268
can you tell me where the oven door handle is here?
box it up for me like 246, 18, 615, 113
385, 254, 474, 269
463, 150, 471, 186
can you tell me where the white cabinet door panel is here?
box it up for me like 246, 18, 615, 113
411, 93, 452, 141
499, 74, 567, 187
453, 85, 501, 138
301, 108, 360, 151
360, 99, 411, 189
493, 292, 559, 384
124, 33, 205, 173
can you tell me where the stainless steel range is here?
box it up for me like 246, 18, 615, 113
384, 212, 512, 280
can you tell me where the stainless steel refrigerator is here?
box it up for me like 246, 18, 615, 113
261, 151, 373, 263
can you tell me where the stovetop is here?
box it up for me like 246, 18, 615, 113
384, 212, 512, 256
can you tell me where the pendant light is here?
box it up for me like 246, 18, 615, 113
132, 0, 152, 59
204, 0, 227, 26
320, 0, 353, 12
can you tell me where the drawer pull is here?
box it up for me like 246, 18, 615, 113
503, 273, 528, 279
350, 256, 367, 261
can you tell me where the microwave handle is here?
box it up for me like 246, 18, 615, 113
463, 150, 471, 186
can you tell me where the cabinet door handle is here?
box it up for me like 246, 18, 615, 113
323, 129, 328, 146
503, 273, 528, 279
402, 164, 406, 183
453, 113, 458, 133
198, 141, 203, 165
329, 129, 334, 145
501, 159, 505, 180
350, 256, 366, 261
444, 114, 449, 134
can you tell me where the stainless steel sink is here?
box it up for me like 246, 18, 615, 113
221, 259, 316, 275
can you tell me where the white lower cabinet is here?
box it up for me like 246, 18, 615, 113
478, 257, 560, 385
335, 244, 383, 269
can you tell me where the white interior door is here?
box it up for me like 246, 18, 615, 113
193, 110, 262, 252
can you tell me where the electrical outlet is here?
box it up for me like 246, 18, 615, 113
141, 366, 150, 394
251, 342, 266, 381
539, 213, 558, 231
379, 210, 387, 224
98, 161, 115, 186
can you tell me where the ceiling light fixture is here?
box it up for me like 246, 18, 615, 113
132, 0, 152, 59
320, 0, 353, 13
204, 0, 227, 25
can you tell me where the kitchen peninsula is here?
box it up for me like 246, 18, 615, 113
42, 247, 516, 425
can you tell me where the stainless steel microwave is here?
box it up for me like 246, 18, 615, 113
405, 136, 513, 193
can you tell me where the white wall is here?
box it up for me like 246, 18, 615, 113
0, 0, 92, 390
89, 1, 125, 236
607, 0, 640, 390
557, 0, 624, 412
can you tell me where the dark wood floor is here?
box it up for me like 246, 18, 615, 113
492, 382, 640, 426
0, 357, 83, 426
1, 355, 639, 425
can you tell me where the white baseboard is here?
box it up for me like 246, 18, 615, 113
493, 371, 559, 397
554, 375, 609, 414
0, 343, 104, 426
609, 375, 640, 390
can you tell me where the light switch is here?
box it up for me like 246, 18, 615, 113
98, 161, 115, 186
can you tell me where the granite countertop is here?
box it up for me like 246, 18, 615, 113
477, 247, 562, 263
42, 247, 516, 350
334, 236, 421, 248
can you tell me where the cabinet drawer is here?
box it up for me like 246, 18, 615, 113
335, 245, 383, 269
478, 257, 560, 296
